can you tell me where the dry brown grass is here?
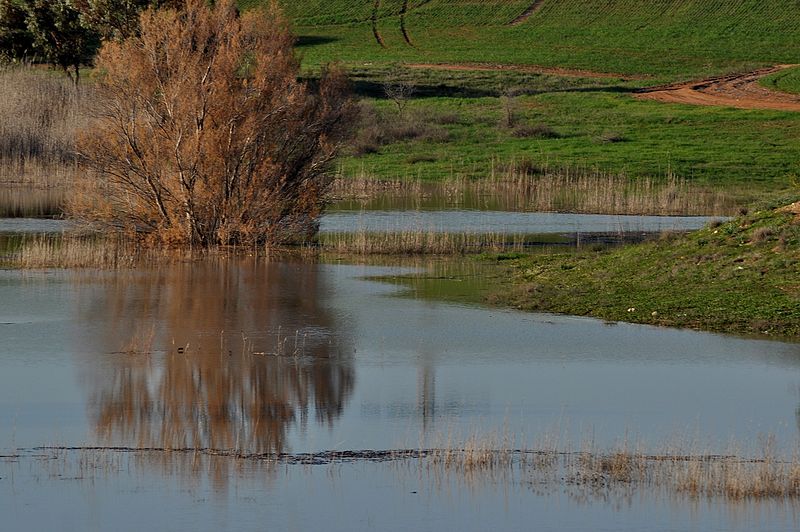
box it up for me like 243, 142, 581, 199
0, 186, 65, 217
13, 235, 165, 269
0, 64, 92, 188
23, 432, 800, 501
330, 168, 737, 216
319, 229, 532, 255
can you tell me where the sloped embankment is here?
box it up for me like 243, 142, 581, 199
493, 199, 800, 337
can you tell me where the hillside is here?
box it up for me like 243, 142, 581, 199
239, 0, 800, 81
232, 0, 800, 195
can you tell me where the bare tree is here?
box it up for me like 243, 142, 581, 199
73, 0, 356, 247
383, 68, 415, 117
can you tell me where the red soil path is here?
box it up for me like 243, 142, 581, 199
636, 65, 800, 112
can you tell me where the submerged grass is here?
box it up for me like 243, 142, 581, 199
24, 431, 800, 501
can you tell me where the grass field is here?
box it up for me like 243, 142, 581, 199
338, 79, 800, 192
235, 0, 800, 195
761, 66, 800, 96
241, 0, 800, 81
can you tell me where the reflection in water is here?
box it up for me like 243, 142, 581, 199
78, 258, 354, 455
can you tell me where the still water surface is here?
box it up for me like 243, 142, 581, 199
0, 255, 798, 530
0, 210, 722, 236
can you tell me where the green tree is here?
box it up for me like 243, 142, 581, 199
73, 0, 183, 40
23, 0, 100, 83
0, 0, 34, 60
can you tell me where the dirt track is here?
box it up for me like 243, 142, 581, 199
406, 62, 800, 111
636, 65, 800, 112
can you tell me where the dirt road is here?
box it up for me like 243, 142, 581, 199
636, 65, 800, 112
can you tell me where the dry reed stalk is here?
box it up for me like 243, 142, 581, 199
319, 230, 530, 255
330, 169, 737, 216
24, 435, 800, 501
14, 235, 151, 269
0, 64, 92, 188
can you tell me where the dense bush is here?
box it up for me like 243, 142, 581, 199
73, 0, 357, 247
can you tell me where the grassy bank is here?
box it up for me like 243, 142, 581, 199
476, 198, 800, 337
760, 66, 800, 96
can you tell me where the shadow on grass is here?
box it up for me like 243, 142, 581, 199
349, 79, 639, 100
296, 35, 339, 47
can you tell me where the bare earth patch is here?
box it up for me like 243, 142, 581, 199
637, 65, 800, 111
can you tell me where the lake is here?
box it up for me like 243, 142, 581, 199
1, 253, 799, 531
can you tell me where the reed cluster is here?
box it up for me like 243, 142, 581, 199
28, 434, 800, 501
330, 168, 737, 216
319, 230, 531, 255
13, 235, 152, 269
0, 64, 91, 187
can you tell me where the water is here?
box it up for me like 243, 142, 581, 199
1, 257, 799, 530
321, 210, 721, 234
3, 259, 798, 451
0, 210, 721, 237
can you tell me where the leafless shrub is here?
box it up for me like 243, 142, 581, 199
750, 226, 775, 244
73, 0, 356, 247
434, 112, 462, 125
407, 154, 437, 164
383, 69, 415, 117
512, 123, 561, 139
351, 103, 449, 156
596, 131, 627, 144
499, 89, 520, 128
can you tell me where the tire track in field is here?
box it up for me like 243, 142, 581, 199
636, 65, 800, 112
509, 0, 546, 26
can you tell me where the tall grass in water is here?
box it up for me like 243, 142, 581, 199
0, 65, 91, 188
330, 167, 737, 216
319, 230, 533, 255
14, 236, 155, 269
32, 431, 800, 501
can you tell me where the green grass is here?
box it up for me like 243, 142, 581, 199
760, 66, 800, 96
342, 80, 800, 192
239, 1, 800, 194
484, 197, 800, 337
383, 196, 800, 337
242, 0, 800, 81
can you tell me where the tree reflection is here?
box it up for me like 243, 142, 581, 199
78, 257, 354, 455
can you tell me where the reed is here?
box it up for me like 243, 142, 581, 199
318, 230, 532, 255
318, 229, 648, 255
26, 433, 800, 501
13, 235, 156, 269
0, 186, 65, 217
330, 168, 738, 216
0, 64, 92, 188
